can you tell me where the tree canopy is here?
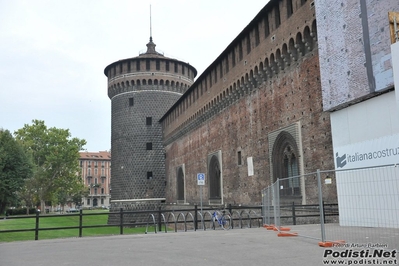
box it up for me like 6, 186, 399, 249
0, 129, 33, 214
14, 120, 86, 211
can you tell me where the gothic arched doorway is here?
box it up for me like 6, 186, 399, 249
177, 167, 185, 201
271, 131, 301, 199
208, 155, 221, 200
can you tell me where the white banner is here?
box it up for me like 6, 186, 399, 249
333, 133, 399, 169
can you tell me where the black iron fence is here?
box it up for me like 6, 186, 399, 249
0, 203, 338, 241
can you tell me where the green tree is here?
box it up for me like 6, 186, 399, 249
0, 129, 33, 214
17, 177, 39, 214
14, 120, 86, 211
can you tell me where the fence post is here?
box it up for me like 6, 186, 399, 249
228, 204, 233, 229
119, 208, 124, 235
292, 202, 296, 225
35, 210, 40, 241
79, 209, 83, 237
317, 169, 326, 242
158, 206, 162, 232
274, 179, 281, 229
194, 204, 198, 231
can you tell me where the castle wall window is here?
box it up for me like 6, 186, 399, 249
174, 63, 178, 73
255, 25, 260, 46
219, 64, 223, 78
166, 61, 170, 71
225, 56, 229, 72
156, 60, 160, 70
275, 4, 281, 28
246, 35, 251, 54
287, 0, 293, 18
128, 61, 131, 71
136, 60, 140, 71
264, 15, 270, 37
232, 48, 236, 67
146, 59, 150, 70
239, 41, 243, 61
146, 142, 152, 150
146, 117, 152, 125
182, 65, 185, 75
237, 151, 242, 165
129, 97, 134, 106
147, 171, 153, 179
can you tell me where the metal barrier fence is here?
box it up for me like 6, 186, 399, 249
0, 205, 263, 241
262, 163, 399, 248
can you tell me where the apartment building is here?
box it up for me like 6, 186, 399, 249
79, 151, 111, 208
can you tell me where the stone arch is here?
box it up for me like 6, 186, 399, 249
311, 19, 317, 42
295, 32, 305, 56
288, 38, 297, 61
154, 79, 158, 85
142, 79, 147, 85
271, 131, 301, 199
276, 49, 283, 70
282, 43, 290, 66
270, 53, 278, 74
148, 79, 153, 85
303, 26, 313, 51
208, 155, 221, 200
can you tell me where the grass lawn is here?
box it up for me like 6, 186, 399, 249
0, 210, 155, 242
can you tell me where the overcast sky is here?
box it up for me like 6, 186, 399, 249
0, 0, 268, 152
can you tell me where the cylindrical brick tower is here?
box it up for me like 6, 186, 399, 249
104, 37, 197, 220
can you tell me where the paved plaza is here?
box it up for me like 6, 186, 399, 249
1, 226, 398, 266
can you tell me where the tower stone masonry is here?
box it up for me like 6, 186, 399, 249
104, 37, 197, 221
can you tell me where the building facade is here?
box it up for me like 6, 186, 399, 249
160, 0, 335, 206
79, 151, 111, 208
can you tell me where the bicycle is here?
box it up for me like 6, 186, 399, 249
212, 210, 231, 230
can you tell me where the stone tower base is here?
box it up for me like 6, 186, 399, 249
108, 198, 166, 225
